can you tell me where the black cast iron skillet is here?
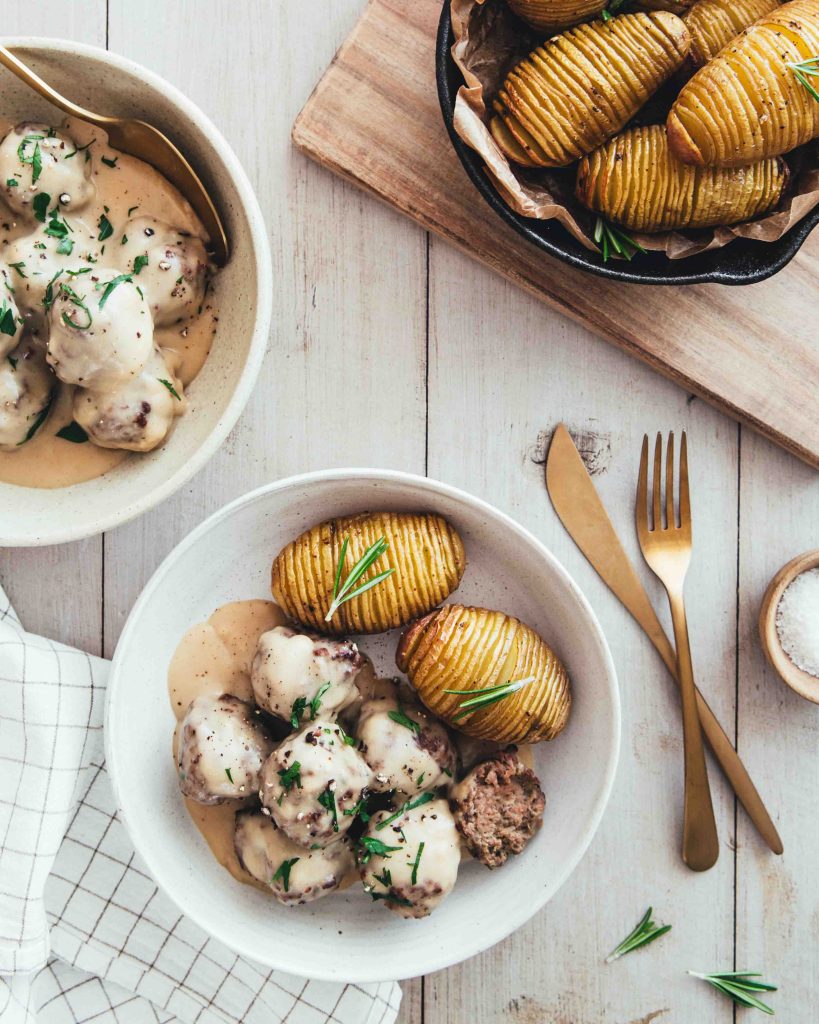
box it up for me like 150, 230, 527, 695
436, 2, 819, 286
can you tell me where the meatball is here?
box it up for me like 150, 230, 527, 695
259, 719, 372, 848
250, 625, 364, 725
359, 797, 460, 919
0, 340, 54, 450
234, 809, 354, 906
73, 346, 184, 452
449, 751, 545, 868
357, 690, 455, 796
0, 123, 95, 218
0, 290, 23, 359
47, 271, 153, 386
1, 235, 98, 319
119, 217, 208, 325
176, 694, 275, 806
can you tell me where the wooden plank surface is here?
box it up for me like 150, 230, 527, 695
292, 0, 819, 469
1, 2, 817, 1022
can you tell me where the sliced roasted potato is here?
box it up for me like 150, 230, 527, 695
576, 125, 788, 230
684, 0, 782, 68
491, 12, 691, 168
668, 0, 819, 165
506, 0, 607, 33
396, 605, 571, 744
271, 512, 465, 635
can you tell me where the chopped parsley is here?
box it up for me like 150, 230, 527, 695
277, 760, 302, 794
317, 785, 339, 831
358, 836, 401, 864
133, 254, 149, 274
64, 140, 93, 160
127, 204, 139, 216
373, 868, 392, 888
158, 378, 182, 401
98, 273, 133, 309
343, 794, 372, 821
32, 192, 50, 223
101, 155, 119, 168
55, 422, 89, 444
376, 791, 435, 832
97, 213, 114, 241
44, 207, 73, 254
271, 857, 299, 893
224, 767, 234, 784
388, 705, 420, 735
17, 134, 45, 183
416, 772, 425, 788
18, 398, 52, 445
0, 302, 17, 337
410, 842, 425, 885
309, 681, 331, 719
6, 178, 18, 187
368, 890, 412, 908
289, 696, 307, 729
42, 270, 64, 312
57, 283, 92, 330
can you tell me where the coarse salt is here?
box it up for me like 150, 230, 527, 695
775, 567, 819, 678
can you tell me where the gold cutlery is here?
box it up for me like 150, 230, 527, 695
545, 424, 783, 855
636, 431, 719, 871
0, 45, 229, 266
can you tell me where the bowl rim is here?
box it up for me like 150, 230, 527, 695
0, 36, 273, 547
435, 6, 819, 286
105, 468, 622, 982
758, 548, 819, 705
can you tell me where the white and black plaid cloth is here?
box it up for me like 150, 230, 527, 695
0, 586, 401, 1024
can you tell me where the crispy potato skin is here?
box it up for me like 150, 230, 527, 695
491, 12, 691, 168
576, 125, 788, 231
636, 0, 696, 13
271, 512, 465, 635
684, 0, 782, 68
669, 0, 819, 166
396, 604, 572, 744
506, 0, 607, 33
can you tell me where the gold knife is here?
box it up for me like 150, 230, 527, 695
546, 423, 783, 855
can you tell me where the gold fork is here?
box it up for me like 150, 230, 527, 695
637, 432, 719, 872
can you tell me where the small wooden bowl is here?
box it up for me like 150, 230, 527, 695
759, 549, 819, 705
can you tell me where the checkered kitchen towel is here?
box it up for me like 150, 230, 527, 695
0, 586, 401, 1024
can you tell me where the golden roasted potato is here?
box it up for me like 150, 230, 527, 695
271, 512, 465, 635
506, 0, 607, 33
491, 12, 691, 168
396, 605, 571, 744
684, 0, 782, 68
668, 0, 819, 165
576, 125, 788, 230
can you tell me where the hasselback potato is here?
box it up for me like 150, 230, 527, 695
576, 125, 788, 230
684, 0, 782, 68
271, 512, 466, 635
506, 0, 607, 33
490, 12, 691, 168
396, 605, 571, 744
668, 0, 819, 165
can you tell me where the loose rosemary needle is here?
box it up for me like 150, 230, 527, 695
688, 971, 777, 1015
444, 676, 536, 721
787, 57, 819, 103
605, 907, 671, 963
325, 535, 395, 622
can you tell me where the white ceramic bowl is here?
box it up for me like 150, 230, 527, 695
0, 39, 271, 546
106, 470, 620, 983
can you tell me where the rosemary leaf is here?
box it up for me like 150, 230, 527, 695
606, 907, 671, 963
688, 971, 777, 1015
444, 676, 536, 722
788, 57, 819, 102
325, 535, 395, 622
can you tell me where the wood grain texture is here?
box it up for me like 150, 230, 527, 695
292, 0, 819, 468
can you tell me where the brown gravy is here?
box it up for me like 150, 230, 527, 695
0, 117, 217, 489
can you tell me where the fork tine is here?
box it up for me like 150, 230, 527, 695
680, 430, 691, 528
637, 435, 649, 536
653, 432, 663, 531
666, 431, 675, 530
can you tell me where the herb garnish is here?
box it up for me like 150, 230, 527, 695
42, 270, 64, 312
224, 767, 234, 784
444, 676, 536, 722
8, 262, 26, 279
290, 696, 308, 729
410, 841, 425, 885
98, 273, 133, 309
337, 724, 356, 746
17, 134, 44, 184
358, 836, 401, 863
277, 761, 302, 794
97, 213, 114, 241
18, 398, 52, 445
32, 192, 50, 223
373, 867, 392, 888
388, 705, 421, 735
127, 204, 139, 216
343, 794, 372, 821
158, 378, 182, 401
133, 254, 149, 274
688, 971, 777, 1015
601, 0, 631, 21
58, 284, 92, 330
6, 178, 18, 187
376, 791, 435, 831
606, 907, 671, 963
55, 422, 89, 444
317, 785, 339, 831
0, 302, 17, 337
594, 217, 645, 263
787, 57, 819, 102
369, 890, 412, 907
271, 857, 299, 893
325, 535, 395, 623
101, 155, 119, 168
310, 681, 331, 718
64, 140, 93, 160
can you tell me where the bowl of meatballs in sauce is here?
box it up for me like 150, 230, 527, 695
107, 470, 620, 982
0, 40, 271, 545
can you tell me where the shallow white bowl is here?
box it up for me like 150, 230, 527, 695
0, 39, 271, 546
106, 470, 620, 983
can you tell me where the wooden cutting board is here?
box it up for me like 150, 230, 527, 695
293, 0, 819, 467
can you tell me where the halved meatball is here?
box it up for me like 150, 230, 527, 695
250, 625, 364, 725
359, 797, 460, 919
234, 809, 354, 906
177, 694, 275, 805
356, 690, 455, 796
259, 719, 372, 848
449, 750, 545, 868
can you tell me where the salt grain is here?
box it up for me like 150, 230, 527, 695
775, 568, 819, 677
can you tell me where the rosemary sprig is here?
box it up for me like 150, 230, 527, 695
444, 676, 536, 722
606, 907, 671, 963
325, 535, 395, 623
601, 0, 631, 22
594, 216, 646, 263
787, 57, 819, 102
688, 971, 777, 1015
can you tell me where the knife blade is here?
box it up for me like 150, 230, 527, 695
546, 423, 782, 855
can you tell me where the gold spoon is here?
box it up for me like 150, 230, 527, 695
0, 45, 229, 266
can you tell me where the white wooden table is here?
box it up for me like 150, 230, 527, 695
3, 3, 818, 1021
